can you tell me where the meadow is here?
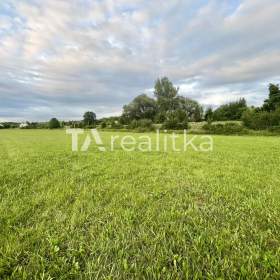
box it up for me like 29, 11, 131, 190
0, 129, 280, 279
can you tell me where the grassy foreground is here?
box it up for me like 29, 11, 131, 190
0, 130, 280, 279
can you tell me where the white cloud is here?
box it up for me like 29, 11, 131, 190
0, 0, 279, 121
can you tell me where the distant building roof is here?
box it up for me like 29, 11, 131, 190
20, 122, 29, 128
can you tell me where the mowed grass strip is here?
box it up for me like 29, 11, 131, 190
0, 130, 280, 279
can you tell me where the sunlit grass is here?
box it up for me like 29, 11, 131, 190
0, 129, 280, 279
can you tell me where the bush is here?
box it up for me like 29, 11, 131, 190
84, 124, 96, 129
128, 120, 138, 129
111, 121, 123, 129
268, 126, 280, 133
128, 119, 153, 131
163, 119, 189, 130
100, 122, 107, 129
48, 118, 60, 129
138, 119, 153, 129
202, 123, 247, 135
242, 109, 280, 130
154, 113, 165, 124
213, 98, 247, 121
0, 123, 12, 129
162, 110, 189, 130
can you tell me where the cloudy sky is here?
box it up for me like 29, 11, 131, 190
0, 0, 280, 121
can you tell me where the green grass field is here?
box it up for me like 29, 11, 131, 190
1, 129, 280, 279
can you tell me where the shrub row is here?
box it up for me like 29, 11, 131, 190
242, 109, 280, 130
202, 123, 248, 135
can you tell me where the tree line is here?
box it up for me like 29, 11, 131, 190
120, 77, 202, 130
112, 77, 280, 131
120, 78, 280, 131
242, 84, 280, 130
1, 77, 280, 131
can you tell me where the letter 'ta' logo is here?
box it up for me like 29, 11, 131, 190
81, 129, 106, 152
66, 129, 106, 152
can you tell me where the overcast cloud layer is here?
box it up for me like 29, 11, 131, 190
0, 0, 280, 121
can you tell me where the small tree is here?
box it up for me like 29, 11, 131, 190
100, 122, 107, 129
48, 118, 60, 129
83, 111, 96, 127
205, 107, 214, 123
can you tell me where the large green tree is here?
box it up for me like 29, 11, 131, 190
83, 111, 96, 127
213, 98, 247, 121
242, 83, 280, 130
154, 78, 203, 122
263, 84, 280, 112
122, 77, 204, 127
154, 77, 179, 114
122, 94, 157, 122
177, 96, 203, 122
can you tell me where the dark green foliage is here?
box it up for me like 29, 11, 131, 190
48, 118, 60, 129
137, 119, 153, 128
0, 123, 11, 129
242, 108, 280, 130
154, 77, 179, 113
17, 122, 48, 129
205, 107, 214, 123
111, 121, 123, 129
100, 122, 107, 129
83, 111, 96, 127
28, 122, 38, 129
163, 110, 189, 130
128, 120, 138, 129
154, 112, 166, 124
202, 123, 247, 135
122, 94, 157, 122
97, 117, 123, 129
25, 122, 47, 129
154, 78, 202, 122
177, 96, 203, 122
67, 121, 84, 128
0, 122, 19, 128
128, 119, 153, 130
263, 84, 280, 112
267, 125, 280, 133
37, 122, 49, 129
122, 77, 202, 126
213, 98, 247, 121
163, 119, 189, 130
242, 84, 280, 130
